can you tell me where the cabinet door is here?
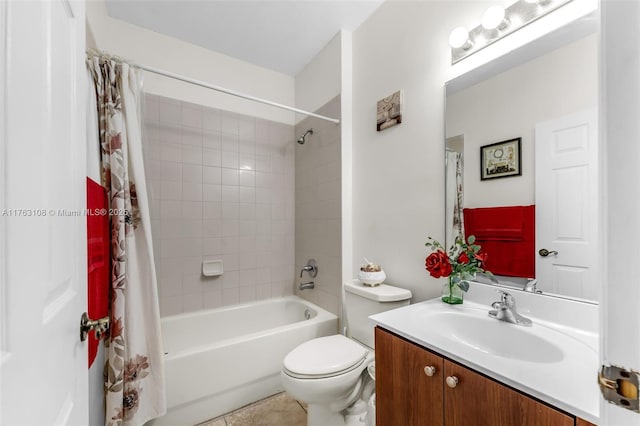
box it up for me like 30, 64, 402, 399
375, 328, 444, 426
443, 360, 573, 426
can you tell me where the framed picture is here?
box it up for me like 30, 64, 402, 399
480, 138, 522, 180
376, 90, 402, 131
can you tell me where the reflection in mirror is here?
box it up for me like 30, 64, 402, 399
445, 14, 599, 303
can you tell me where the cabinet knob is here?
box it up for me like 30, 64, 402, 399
446, 375, 459, 388
423, 366, 437, 377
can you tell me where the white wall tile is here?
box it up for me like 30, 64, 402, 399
239, 170, 255, 187
159, 100, 181, 125
182, 182, 203, 202
221, 150, 239, 169
221, 270, 239, 289
239, 286, 256, 303
182, 105, 203, 128
203, 202, 222, 219
203, 109, 221, 131
182, 164, 202, 183
221, 185, 239, 203
203, 238, 223, 255
183, 292, 204, 311
160, 295, 183, 317
221, 168, 239, 186
146, 95, 296, 316
182, 146, 203, 165
160, 143, 183, 163
239, 187, 256, 204
203, 166, 222, 184
203, 184, 222, 202
203, 148, 222, 167
203, 289, 222, 309
222, 288, 240, 305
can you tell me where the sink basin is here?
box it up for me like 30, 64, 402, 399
431, 311, 565, 362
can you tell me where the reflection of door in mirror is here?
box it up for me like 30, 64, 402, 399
445, 29, 599, 301
445, 136, 464, 248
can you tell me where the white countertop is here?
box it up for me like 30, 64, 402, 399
370, 284, 600, 424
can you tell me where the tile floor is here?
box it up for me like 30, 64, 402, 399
196, 392, 307, 426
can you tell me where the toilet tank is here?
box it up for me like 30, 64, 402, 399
344, 279, 412, 348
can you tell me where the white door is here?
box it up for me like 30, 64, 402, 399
0, 1, 88, 425
535, 109, 599, 300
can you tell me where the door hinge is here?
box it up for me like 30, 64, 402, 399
599, 364, 640, 413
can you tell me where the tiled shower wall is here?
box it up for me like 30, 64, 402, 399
143, 94, 295, 317
295, 96, 342, 316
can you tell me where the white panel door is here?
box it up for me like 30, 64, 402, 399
0, 1, 88, 425
535, 109, 599, 300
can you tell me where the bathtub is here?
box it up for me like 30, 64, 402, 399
148, 296, 338, 426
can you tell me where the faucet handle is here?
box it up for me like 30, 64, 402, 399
496, 290, 515, 307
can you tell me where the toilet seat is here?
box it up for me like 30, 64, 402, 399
283, 335, 369, 379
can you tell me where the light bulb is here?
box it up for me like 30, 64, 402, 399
482, 5, 509, 30
449, 26, 472, 50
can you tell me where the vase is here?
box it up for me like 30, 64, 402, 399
441, 275, 464, 304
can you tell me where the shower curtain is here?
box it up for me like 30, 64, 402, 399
87, 54, 166, 426
445, 151, 464, 248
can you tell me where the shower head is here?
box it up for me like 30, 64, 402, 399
297, 128, 314, 144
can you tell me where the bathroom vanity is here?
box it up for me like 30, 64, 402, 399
370, 284, 599, 426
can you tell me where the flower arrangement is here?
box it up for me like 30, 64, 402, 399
425, 235, 491, 303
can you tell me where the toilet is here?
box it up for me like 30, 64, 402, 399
281, 279, 412, 426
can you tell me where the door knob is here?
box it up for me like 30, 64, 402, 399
538, 248, 558, 257
446, 375, 459, 388
424, 366, 437, 377
80, 312, 110, 342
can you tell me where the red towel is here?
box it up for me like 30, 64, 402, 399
463, 205, 535, 278
86, 177, 110, 368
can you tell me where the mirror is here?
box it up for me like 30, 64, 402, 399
445, 13, 599, 302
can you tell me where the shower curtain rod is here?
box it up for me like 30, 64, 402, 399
129, 62, 341, 125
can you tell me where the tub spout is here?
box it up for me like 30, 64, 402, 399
299, 281, 315, 290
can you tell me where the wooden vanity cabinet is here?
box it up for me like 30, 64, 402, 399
375, 325, 444, 425
375, 327, 579, 426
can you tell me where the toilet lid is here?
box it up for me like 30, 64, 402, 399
283, 335, 369, 378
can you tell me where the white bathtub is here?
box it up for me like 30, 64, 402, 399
148, 296, 338, 426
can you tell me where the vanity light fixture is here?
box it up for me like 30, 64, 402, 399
482, 5, 510, 31
449, 0, 572, 64
448, 26, 473, 50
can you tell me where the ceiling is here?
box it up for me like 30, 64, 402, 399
105, 0, 385, 76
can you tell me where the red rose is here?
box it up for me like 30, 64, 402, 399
458, 252, 470, 264
425, 251, 453, 278
475, 251, 488, 265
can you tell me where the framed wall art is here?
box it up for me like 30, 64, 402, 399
376, 90, 402, 131
480, 137, 521, 180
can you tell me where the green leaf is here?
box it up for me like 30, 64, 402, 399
467, 235, 476, 244
458, 280, 470, 292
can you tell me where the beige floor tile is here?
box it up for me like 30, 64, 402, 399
225, 393, 307, 426
195, 416, 227, 426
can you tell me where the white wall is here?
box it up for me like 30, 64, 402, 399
86, 0, 295, 125
446, 34, 598, 208
351, 0, 596, 303
352, 1, 485, 302
295, 32, 342, 121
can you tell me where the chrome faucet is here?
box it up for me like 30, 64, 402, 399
299, 281, 315, 290
522, 278, 541, 293
488, 290, 532, 326
299, 259, 318, 278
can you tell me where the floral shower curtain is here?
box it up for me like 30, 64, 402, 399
87, 54, 166, 426
445, 150, 464, 248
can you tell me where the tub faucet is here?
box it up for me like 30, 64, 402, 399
523, 278, 542, 293
299, 281, 315, 291
488, 290, 532, 327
